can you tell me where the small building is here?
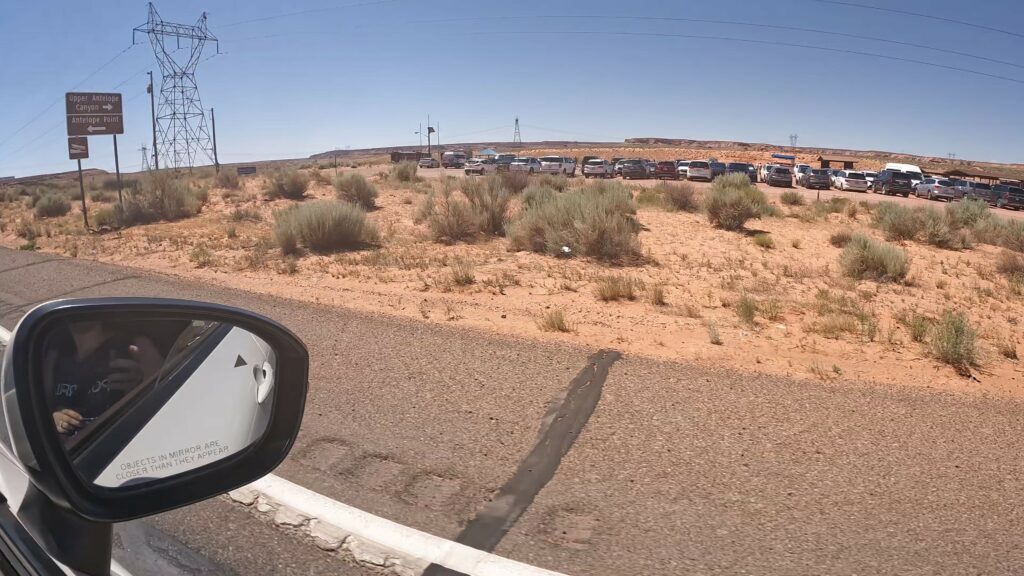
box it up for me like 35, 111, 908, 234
923, 165, 1003, 184
478, 148, 499, 159
818, 154, 859, 170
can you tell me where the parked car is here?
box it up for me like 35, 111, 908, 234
676, 160, 690, 178
914, 178, 960, 201
726, 162, 756, 183
539, 156, 576, 176
495, 153, 517, 172
828, 169, 841, 187
687, 160, 712, 182
872, 169, 914, 196
863, 171, 878, 188
509, 157, 541, 174
992, 184, 1024, 210
710, 161, 727, 180
794, 165, 812, 183
803, 168, 831, 189
583, 159, 615, 178
885, 163, 924, 189
759, 164, 776, 183
621, 159, 649, 179
833, 170, 870, 192
581, 155, 599, 169
766, 166, 794, 187
655, 161, 679, 180
952, 180, 994, 203
464, 157, 497, 176
441, 151, 467, 168
418, 157, 439, 169
613, 159, 628, 176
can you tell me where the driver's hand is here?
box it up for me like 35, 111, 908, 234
53, 409, 83, 435
107, 358, 144, 391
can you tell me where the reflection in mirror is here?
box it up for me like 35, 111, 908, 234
41, 317, 276, 488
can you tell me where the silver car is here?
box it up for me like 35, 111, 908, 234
915, 178, 961, 201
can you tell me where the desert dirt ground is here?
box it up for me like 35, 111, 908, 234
2, 154, 1023, 400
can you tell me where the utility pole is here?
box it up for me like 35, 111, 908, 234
418, 123, 422, 148
210, 107, 219, 173
140, 145, 150, 171
427, 114, 432, 156
789, 133, 799, 147
513, 117, 522, 147
147, 71, 159, 170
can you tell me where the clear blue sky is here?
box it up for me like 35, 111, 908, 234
2, 0, 1022, 177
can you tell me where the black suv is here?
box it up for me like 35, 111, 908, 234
872, 169, 914, 197
726, 162, 756, 183
992, 183, 1024, 210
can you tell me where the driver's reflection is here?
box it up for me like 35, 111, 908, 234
45, 321, 163, 436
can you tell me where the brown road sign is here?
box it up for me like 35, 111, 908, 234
66, 92, 123, 136
68, 137, 89, 160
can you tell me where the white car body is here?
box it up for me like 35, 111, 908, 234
464, 158, 497, 176
885, 162, 924, 188
759, 164, 776, 182
509, 157, 541, 174
676, 160, 690, 177
538, 156, 576, 176
863, 171, 878, 188
687, 161, 712, 181
583, 159, 614, 178
834, 171, 870, 192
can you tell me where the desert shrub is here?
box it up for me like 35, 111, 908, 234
873, 202, 922, 241
946, 199, 989, 229
929, 310, 977, 373
780, 190, 805, 206
899, 312, 931, 343
100, 177, 121, 191
0, 189, 16, 203
594, 275, 640, 302
449, 259, 475, 286
648, 283, 667, 306
215, 170, 240, 190
635, 188, 662, 208
657, 181, 699, 212
703, 172, 767, 230
418, 190, 477, 244
264, 170, 309, 200
844, 201, 859, 219
334, 173, 378, 209
33, 194, 71, 218
390, 161, 419, 182
521, 185, 556, 210
998, 337, 1018, 360
535, 173, 568, 192
230, 207, 261, 221
498, 171, 529, 193
93, 207, 118, 228
462, 180, 511, 235
112, 172, 205, 227
536, 309, 571, 332
996, 250, 1024, 278
273, 200, 377, 254
920, 207, 954, 249
752, 233, 774, 249
827, 228, 851, 247
1001, 219, 1024, 252
506, 180, 640, 261
839, 234, 908, 282
736, 294, 757, 325
189, 245, 215, 268
89, 190, 114, 203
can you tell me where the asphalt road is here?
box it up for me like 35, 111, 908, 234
3, 248, 1024, 575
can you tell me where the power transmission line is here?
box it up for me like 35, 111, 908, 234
808, 0, 1024, 40
462, 30, 1024, 86
218, 0, 404, 29
414, 15, 1024, 71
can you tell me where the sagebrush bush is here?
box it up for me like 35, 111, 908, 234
703, 172, 767, 230
1001, 219, 1024, 252
536, 309, 571, 332
657, 181, 699, 212
334, 173, 378, 209
736, 294, 757, 325
521, 185, 556, 210
449, 259, 475, 285
752, 233, 774, 249
594, 275, 640, 302
535, 173, 568, 192
462, 179, 511, 235
273, 200, 378, 254
996, 250, 1024, 278
506, 180, 640, 261
215, 170, 240, 190
90, 190, 114, 203
920, 207, 954, 249
946, 199, 989, 229
829, 230, 853, 248
230, 207, 261, 221
418, 190, 477, 244
33, 194, 71, 218
930, 310, 977, 373
101, 177, 121, 191
873, 202, 922, 241
780, 190, 805, 206
499, 171, 529, 193
390, 161, 419, 182
110, 172, 205, 227
265, 170, 309, 200
839, 234, 908, 282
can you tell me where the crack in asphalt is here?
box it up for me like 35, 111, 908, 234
422, 349, 621, 576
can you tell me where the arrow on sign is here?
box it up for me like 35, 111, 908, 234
86, 125, 107, 133
102, 104, 113, 111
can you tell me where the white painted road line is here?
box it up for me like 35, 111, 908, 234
229, 474, 569, 576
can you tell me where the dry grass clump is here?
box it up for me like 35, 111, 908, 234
449, 259, 475, 286
265, 170, 309, 200
536, 309, 572, 332
657, 181, 699, 212
334, 173, 378, 210
273, 200, 378, 255
594, 275, 641, 302
929, 310, 977, 374
390, 161, 419, 182
752, 233, 774, 249
33, 194, 71, 218
780, 190, 805, 206
108, 172, 206, 227
839, 234, 908, 282
215, 170, 240, 190
703, 173, 767, 230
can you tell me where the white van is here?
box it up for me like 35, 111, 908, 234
884, 163, 924, 188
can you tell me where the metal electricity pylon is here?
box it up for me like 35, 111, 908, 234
133, 3, 218, 169
513, 117, 522, 147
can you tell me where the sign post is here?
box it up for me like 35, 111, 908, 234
66, 93, 124, 217
113, 134, 123, 206
68, 137, 90, 229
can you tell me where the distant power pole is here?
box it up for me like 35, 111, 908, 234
789, 133, 799, 147
140, 145, 151, 171
513, 117, 522, 147
948, 152, 957, 161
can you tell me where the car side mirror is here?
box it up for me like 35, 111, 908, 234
2, 297, 308, 522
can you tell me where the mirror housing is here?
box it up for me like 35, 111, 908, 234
2, 298, 308, 522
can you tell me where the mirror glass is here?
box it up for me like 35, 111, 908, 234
39, 316, 277, 489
